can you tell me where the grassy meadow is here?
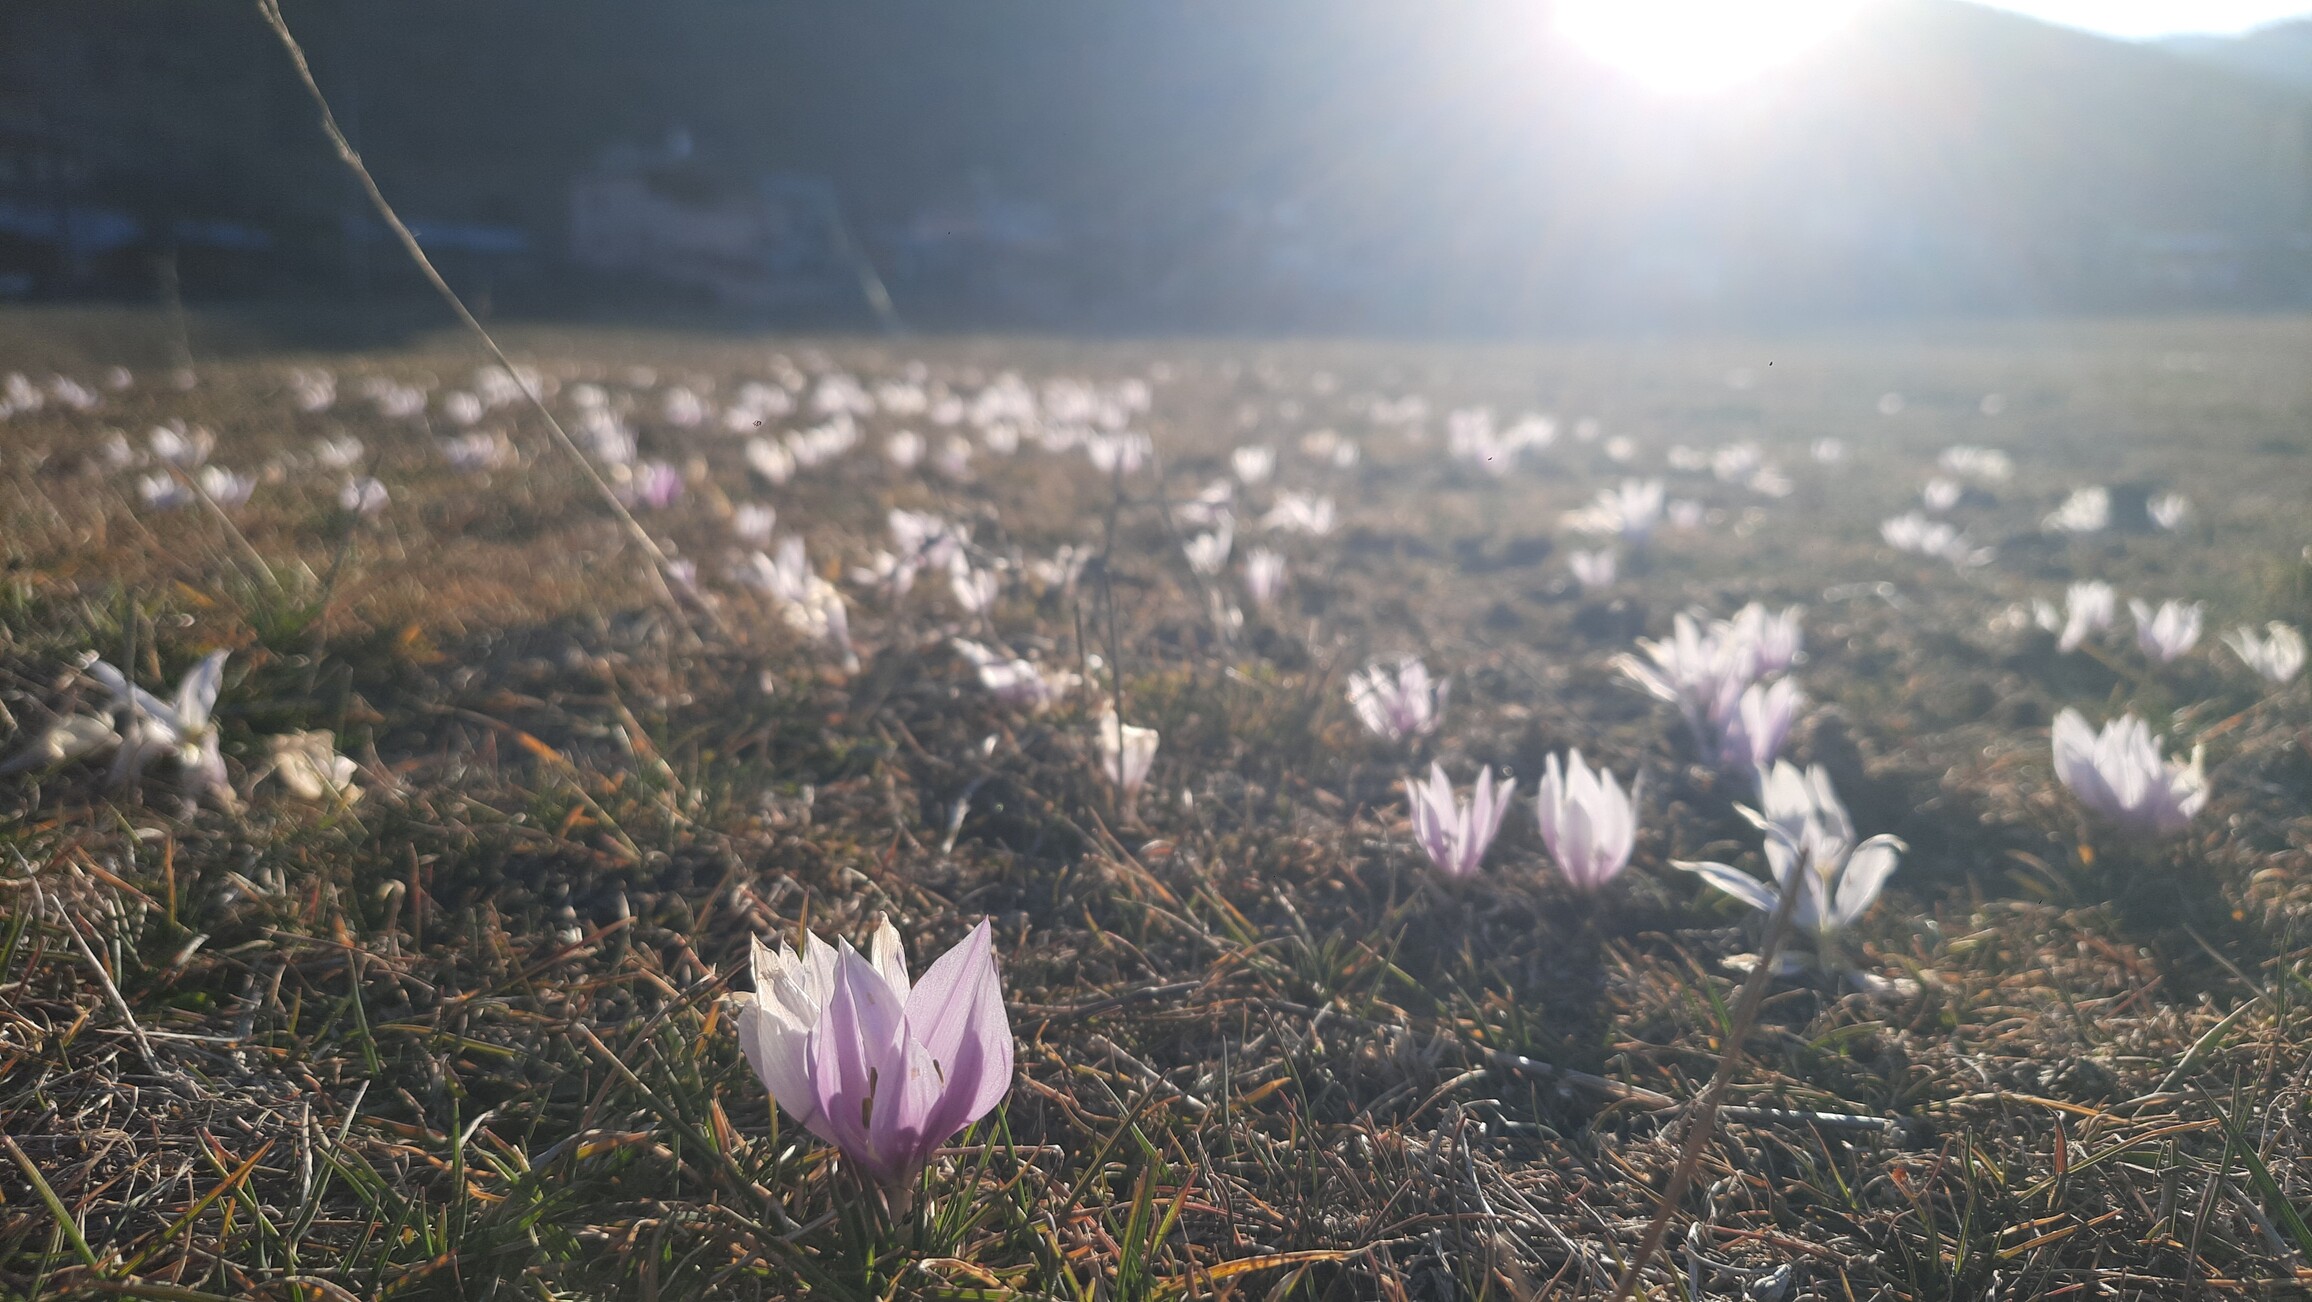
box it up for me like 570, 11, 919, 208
1, 307, 2309, 1299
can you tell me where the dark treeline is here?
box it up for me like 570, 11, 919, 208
2, 0, 2310, 329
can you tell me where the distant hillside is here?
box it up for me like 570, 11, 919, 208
1, 0, 2309, 326
2161, 17, 2312, 92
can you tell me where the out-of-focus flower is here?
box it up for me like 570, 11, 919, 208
1938, 444, 2012, 481
2129, 599, 2202, 664
1348, 657, 1446, 743
337, 476, 388, 517
2223, 622, 2305, 684
1404, 763, 1512, 880
2058, 581, 2116, 653
661, 385, 707, 428
743, 538, 857, 671
1096, 710, 1159, 799
1922, 478, 1962, 512
1184, 521, 1233, 576
1261, 492, 1336, 536
949, 561, 1000, 616
1568, 548, 1617, 592
442, 430, 516, 473
104, 366, 133, 391
198, 466, 254, 507
1175, 480, 1234, 528
1880, 511, 1993, 568
733, 918, 1013, 1194
139, 472, 193, 511
2148, 492, 2192, 531
2051, 709, 2205, 836
0, 714, 118, 776
151, 423, 214, 467
1667, 499, 1707, 530
440, 391, 484, 427
1503, 414, 1557, 450
264, 730, 361, 805
1811, 438, 1846, 464
2044, 486, 2110, 534
1613, 613, 1750, 741
289, 368, 336, 413
952, 639, 1077, 712
1028, 545, 1089, 593
624, 460, 684, 510
932, 435, 973, 480
885, 430, 925, 470
87, 651, 230, 802
1085, 432, 1151, 476
733, 503, 777, 546
1232, 445, 1276, 485
1564, 479, 1665, 544
1716, 678, 1804, 772
1677, 762, 1904, 948
746, 436, 797, 485
1535, 750, 1639, 892
1725, 603, 1804, 675
1243, 547, 1287, 609
313, 434, 364, 470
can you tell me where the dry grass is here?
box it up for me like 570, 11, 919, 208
2, 308, 2310, 1299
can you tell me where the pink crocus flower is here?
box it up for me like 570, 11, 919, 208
1404, 762, 1512, 880
735, 919, 1014, 1196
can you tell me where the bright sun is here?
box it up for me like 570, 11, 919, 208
1555, 0, 1877, 95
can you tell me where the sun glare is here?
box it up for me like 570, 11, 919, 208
1555, 0, 1877, 95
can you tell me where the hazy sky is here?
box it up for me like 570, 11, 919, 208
1977, 1, 2312, 39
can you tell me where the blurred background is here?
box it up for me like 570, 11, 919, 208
3, 0, 2310, 333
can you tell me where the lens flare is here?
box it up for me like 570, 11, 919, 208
1555, 0, 1877, 95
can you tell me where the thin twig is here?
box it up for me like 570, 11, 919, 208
1609, 874, 1804, 1301
253, 0, 700, 630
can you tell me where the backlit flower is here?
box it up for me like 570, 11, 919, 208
2051, 709, 2205, 836
2223, 622, 2304, 684
2129, 599, 2202, 664
1535, 750, 1639, 891
1347, 657, 1446, 743
735, 918, 1013, 1194
1404, 762, 1512, 880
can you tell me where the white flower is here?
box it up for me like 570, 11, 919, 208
885, 430, 925, 470
2222, 622, 2305, 684
1937, 445, 2012, 482
1564, 479, 1665, 544
949, 562, 1000, 616
2129, 599, 2202, 664
746, 435, 797, 485
197, 466, 254, 507
264, 730, 361, 804
661, 386, 706, 428
2148, 492, 2191, 531
1677, 762, 1905, 944
1096, 711, 1159, 798
2058, 581, 2116, 653
2043, 486, 2110, 534
1261, 492, 1335, 536
150, 423, 214, 467
1347, 657, 1446, 743
1810, 438, 1846, 464
742, 539, 857, 671
1404, 763, 1513, 880
1231, 445, 1276, 485
952, 639, 1076, 712
1243, 548, 1288, 609
1568, 548, 1617, 592
1184, 521, 1234, 577
440, 391, 485, 427
0, 714, 119, 775
1535, 750, 1640, 892
313, 434, 365, 470
733, 503, 778, 546
337, 477, 389, 517
86, 651, 231, 802
442, 431, 516, 473
2051, 709, 2205, 836
1921, 478, 1962, 512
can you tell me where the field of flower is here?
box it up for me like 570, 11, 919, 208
2, 306, 2309, 1300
